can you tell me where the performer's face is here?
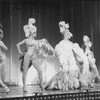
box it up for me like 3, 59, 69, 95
85, 42, 92, 48
83, 36, 90, 43
28, 18, 36, 25
32, 32, 37, 38
64, 31, 73, 39
66, 34, 72, 39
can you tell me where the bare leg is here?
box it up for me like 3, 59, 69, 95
0, 57, 9, 93
44, 75, 58, 89
44, 71, 61, 89
22, 52, 31, 92
89, 61, 100, 83
0, 79, 5, 87
79, 78, 88, 88
0, 79, 9, 93
92, 67, 100, 82
32, 57, 44, 91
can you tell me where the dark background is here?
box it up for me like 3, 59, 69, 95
0, 0, 100, 84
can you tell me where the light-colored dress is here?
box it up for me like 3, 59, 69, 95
44, 41, 96, 90
45, 40, 80, 90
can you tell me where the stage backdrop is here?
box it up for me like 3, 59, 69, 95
0, 0, 100, 85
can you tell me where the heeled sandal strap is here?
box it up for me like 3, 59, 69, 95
3, 85, 9, 93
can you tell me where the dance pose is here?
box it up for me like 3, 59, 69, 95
17, 18, 54, 92
44, 21, 97, 90
73, 35, 100, 87
0, 24, 9, 93
73, 43, 93, 87
44, 21, 81, 90
83, 35, 100, 83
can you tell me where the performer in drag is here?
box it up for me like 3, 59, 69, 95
83, 35, 100, 83
44, 21, 81, 90
0, 24, 9, 93
17, 18, 54, 92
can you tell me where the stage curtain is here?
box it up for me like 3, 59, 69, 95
0, 0, 100, 85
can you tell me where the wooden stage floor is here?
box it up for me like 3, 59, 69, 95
0, 83, 100, 100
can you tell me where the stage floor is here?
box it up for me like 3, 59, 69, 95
0, 83, 100, 99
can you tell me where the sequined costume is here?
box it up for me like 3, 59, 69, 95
17, 18, 54, 91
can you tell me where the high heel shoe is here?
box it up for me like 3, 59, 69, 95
41, 87, 45, 91
88, 83, 94, 88
3, 85, 9, 93
23, 86, 27, 92
39, 84, 45, 91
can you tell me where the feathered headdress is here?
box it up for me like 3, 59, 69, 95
28, 18, 36, 25
83, 35, 92, 47
59, 21, 73, 37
